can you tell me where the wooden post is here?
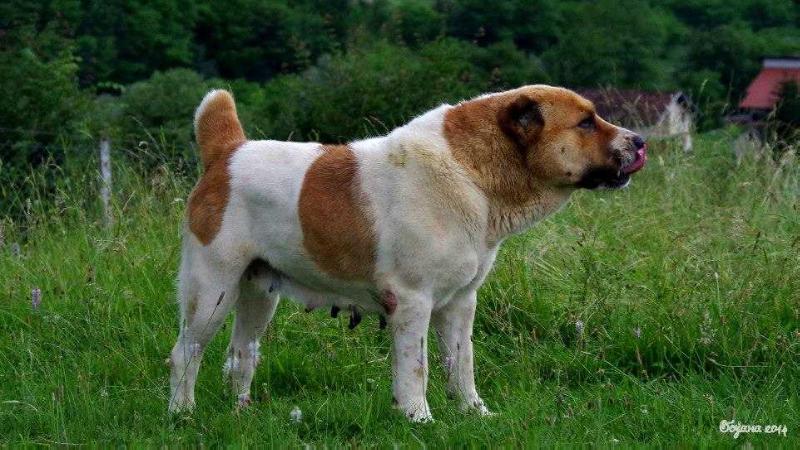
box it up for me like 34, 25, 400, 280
100, 137, 113, 227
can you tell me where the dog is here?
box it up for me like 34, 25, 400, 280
168, 85, 647, 421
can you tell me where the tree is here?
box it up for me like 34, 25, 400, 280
542, 0, 675, 89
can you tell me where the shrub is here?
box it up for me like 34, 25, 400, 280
115, 68, 215, 166
0, 45, 89, 216
247, 39, 549, 142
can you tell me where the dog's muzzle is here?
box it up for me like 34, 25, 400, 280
622, 135, 647, 175
577, 135, 647, 190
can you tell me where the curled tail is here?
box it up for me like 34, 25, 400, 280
193, 90, 246, 170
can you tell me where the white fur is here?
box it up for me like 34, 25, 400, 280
168, 97, 558, 420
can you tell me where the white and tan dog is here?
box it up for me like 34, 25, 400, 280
168, 85, 647, 421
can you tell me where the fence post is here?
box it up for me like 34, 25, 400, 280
100, 137, 113, 227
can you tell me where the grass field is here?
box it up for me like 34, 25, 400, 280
1, 132, 798, 446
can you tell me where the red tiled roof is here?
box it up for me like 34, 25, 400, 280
740, 67, 800, 109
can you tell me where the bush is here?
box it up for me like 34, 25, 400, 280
0, 45, 89, 216
115, 69, 216, 167
247, 39, 549, 142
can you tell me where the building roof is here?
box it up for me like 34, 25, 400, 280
577, 88, 688, 128
740, 58, 800, 110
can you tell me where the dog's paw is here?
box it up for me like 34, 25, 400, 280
168, 397, 196, 415
475, 404, 496, 417
394, 399, 434, 423
407, 409, 434, 423
462, 398, 495, 417
236, 394, 252, 409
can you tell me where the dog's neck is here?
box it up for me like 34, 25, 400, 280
440, 101, 573, 245
485, 188, 572, 244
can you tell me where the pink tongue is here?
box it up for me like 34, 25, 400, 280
623, 147, 647, 174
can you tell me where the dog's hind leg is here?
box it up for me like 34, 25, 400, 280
224, 266, 280, 407
168, 247, 243, 413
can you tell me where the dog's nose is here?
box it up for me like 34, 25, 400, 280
632, 135, 646, 150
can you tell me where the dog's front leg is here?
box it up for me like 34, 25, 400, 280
389, 291, 433, 422
432, 290, 492, 415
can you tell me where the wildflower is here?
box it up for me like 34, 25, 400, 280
31, 288, 42, 310
575, 320, 585, 336
633, 327, 642, 339
290, 405, 303, 423
699, 310, 716, 346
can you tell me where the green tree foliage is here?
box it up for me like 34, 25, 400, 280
0, 45, 88, 173
75, 0, 198, 84
4, 0, 798, 95
1, 0, 800, 184
0, 43, 88, 215
437, 0, 562, 52
543, 0, 678, 90
116, 69, 214, 163
387, 0, 444, 46
240, 38, 549, 142
194, 0, 338, 80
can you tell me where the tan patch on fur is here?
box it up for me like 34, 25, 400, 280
186, 295, 198, 323
187, 90, 246, 245
298, 145, 376, 281
387, 146, 408, 167
443, 85, 619, 239
188, 162, 232, 245
195, 91, 246, 170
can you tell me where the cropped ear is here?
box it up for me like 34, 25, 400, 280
497, 96, 543, 148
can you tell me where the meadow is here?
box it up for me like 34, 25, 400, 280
0, 133, 798, 446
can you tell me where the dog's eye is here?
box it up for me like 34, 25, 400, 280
577, 116, 595, 130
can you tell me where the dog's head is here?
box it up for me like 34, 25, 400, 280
497, 86, 647, 189
497, 85, 647, 190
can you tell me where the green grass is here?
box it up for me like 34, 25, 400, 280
1, 133, 798, 446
